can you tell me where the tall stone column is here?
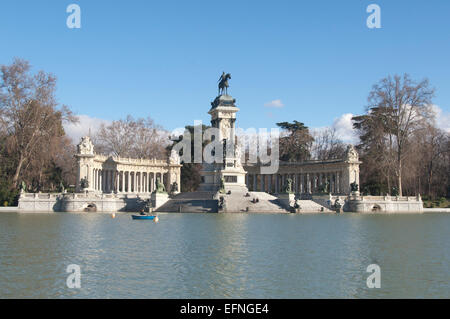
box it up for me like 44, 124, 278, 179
107, 170, 111, 193
306, 173, 311, 194
92, 169, 95, 191
105, 170, 108, 193
331, 173, 336, 194
144, 173, 147, 193
336, 172, 341, 194
109, 170, 112, 193
104, 170, 107, 193
129, 172, 132, 193
104, 170, 108, 193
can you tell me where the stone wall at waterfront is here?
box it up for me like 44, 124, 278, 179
294, 194, 424, 213
17, 192, 426, 213
18, 192, 151, 212
346, 195, 424, 213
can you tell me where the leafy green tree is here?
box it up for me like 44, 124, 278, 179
170, 124, 211, 192
276, 121, 314, 162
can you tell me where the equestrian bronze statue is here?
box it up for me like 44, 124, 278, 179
218, 72, 231, 95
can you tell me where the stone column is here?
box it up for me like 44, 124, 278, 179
92, 169, 95, 191
253, 174, 257, 192
336, 171, 340, 194
109, 170, 113, 193
134, 172, 138, 193
148, 173, 153, 193
105, 170, 108, 193
267, 175, 272, 193
104, 170, 107, 193
306, 173, 311, 193
145, 173, 147, 193
108, 170, 111, 193
331, 173, 336, 194
149, 173, 152, 192
138, 172, 141, 193
144, 173, 147, 193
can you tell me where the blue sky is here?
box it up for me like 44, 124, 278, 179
1, 0, 449, 141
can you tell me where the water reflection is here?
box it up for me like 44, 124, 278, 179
0, 212, 448, 298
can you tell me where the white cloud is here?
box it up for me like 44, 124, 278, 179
332, 113, 358, 143
264, 99, 284, 108
311, 113, 358, 144
64, 114, 111, 143
430, 105, 450, 133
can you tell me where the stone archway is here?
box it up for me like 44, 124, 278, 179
85, 203, 97, 212
372, 204, 382, 212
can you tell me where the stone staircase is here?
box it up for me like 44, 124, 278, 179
295, 200, 334, 213
155, 191, 333, 213
220, 191, 289, 213
155, 192, 218, 213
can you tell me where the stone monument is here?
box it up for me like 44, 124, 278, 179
199, 73, 248, 193
75, 136, 95, 192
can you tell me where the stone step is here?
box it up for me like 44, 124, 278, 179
295, 200, 334, 213
219, 192, 289, 213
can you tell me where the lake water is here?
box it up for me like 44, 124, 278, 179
0, 212, 449, 298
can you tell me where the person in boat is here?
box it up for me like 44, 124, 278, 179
139, 209, 146, 216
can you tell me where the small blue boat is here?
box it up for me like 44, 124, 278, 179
132, 214, 156, 220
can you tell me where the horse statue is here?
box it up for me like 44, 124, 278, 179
218, 72, 231, 95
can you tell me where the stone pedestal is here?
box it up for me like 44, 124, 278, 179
199, 94, 248, 194
151, 192, 169, 210
278, 193, 295, 211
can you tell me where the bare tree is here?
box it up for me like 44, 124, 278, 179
416, 125, 450, 198
0, 58, 77, 188
366, 74, 434, 196
95, 115, 169, 159
311, 128, 346, 160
